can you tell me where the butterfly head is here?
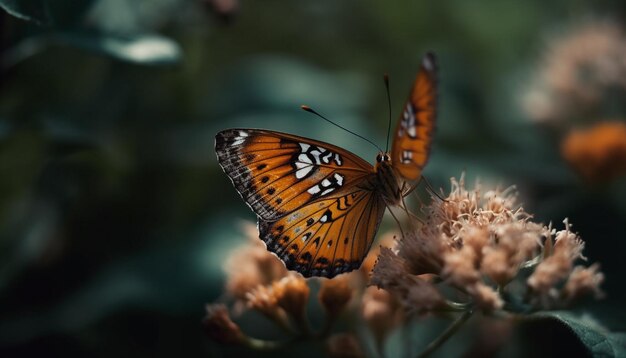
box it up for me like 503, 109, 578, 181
375, 151, 393, 174
375, 152, 391, 163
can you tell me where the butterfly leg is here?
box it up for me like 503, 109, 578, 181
399, 181, 424, 225
387, 205, 406, 239
402, 177, 421, 197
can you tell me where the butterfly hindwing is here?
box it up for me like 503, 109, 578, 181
391, 52, 438, 181
259, 187, 386, 278
215, 129, 374, 221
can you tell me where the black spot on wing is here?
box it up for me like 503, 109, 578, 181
214, 130, 294, 221
258, 217, 363, 278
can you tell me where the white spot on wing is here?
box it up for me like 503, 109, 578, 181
308, 185, 321, 195
296, 166, 313, 179
401, 104, 417, 138
300, 143, 310, 151
231, 131, 249, 146
321, 151, 333, 164
422, 56, 434, 71
334, 173, 344, 185
401, 150, 414, 164
320, 188, 334, 196
321, 179, 331, 187
334, 154, 342, 166
310, 150, 322, 164
298, 153, 312, 164
320, 215, 328, 223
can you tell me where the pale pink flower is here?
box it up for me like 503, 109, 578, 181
371, 175, 603, 313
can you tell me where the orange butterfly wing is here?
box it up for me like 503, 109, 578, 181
215, 129, 385, 278
215, 129, 373, 221
391, 52, 438, 181
259, 187, 385, 278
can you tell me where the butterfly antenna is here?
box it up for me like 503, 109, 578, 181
384, 73, 392, 153
301, 105, 384, 152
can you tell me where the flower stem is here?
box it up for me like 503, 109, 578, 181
444, 300, 472, 312
315, 315, 335, 340
243, 336, 286, 351
243, 333, 306, 351
271, 310, 298, 335
417, 309, 474, 358
293, 311, 313, 337
520, 255, 542, 269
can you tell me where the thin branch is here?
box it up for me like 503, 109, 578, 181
417, 309, 474, 358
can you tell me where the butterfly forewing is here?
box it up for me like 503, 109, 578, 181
215, 129, 374, 221
258, 187, 385, 278
391, 52, 438, 181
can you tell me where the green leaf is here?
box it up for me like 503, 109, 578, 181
0, 0, 51, 25
2, 32, 182, 69
533, 311, 626, 357
54, 32, 182, 65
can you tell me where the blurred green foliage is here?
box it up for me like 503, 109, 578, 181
1, 0, 626, 356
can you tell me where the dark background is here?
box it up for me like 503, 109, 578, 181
0, 0, 625, 356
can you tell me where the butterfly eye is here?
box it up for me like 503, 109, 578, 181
376, 154, 383, 162
384, 154, 390, 161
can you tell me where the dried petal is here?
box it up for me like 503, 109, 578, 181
272, 274, 310, 320
403, 276, 446, 313
203, 304, 244, 344
469, 283, 504, 312
361, 287, 401, 344
225, 222, 288, 301
319, 275, 353, 318
481, 248, 516, 286
562, 264, 605, 301
370, 247, 411, 289
246, 284, 282, 320
326, 333, 365, 358
442, 246, 481, 288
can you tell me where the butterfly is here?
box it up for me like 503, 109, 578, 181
215, 52, 437, 278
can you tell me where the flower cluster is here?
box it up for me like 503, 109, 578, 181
371, 175, 604, 313
560, 121, 626, 182
522, 20, 626, 127
206, 177, 605, 355
521, 20, 626, 182
204, 223, 402, 356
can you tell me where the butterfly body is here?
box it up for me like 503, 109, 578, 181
215, 53, 438, 278
373, 153, 403, 206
